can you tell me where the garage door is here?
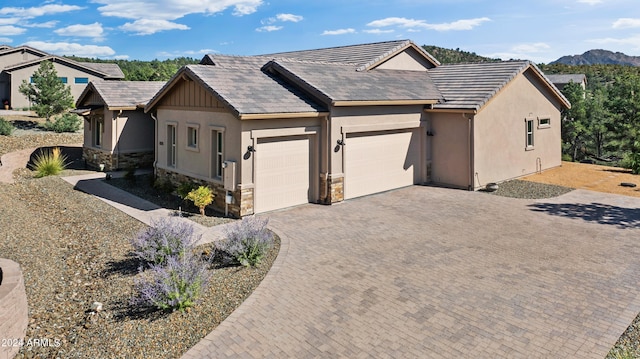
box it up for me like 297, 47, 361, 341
254, 135, 312, 213
344, 129, 421, 200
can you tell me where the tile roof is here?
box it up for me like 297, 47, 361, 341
150, 64, 327, 116
264, 59, 443, 104
429, 61, 570, 111
546, 74, 586, 85
79, 62, 125, 79
80, 80, 165, 108
263, 39, 440, 71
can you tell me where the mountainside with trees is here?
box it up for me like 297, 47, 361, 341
551, 49, 640, 66
65, 56, 199, 81
422, 45, 500, 64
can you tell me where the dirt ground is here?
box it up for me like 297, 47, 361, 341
521, 161, 640, 198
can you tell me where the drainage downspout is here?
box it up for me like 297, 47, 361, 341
114, 110, 122, 170
467, 114, 473, 191
151, 112, 158, 176
324, 115, 330, 203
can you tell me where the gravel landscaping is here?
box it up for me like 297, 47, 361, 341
0, 115, 280, 358
480, 179, 575, 199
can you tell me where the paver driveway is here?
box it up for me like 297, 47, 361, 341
183, 186, 640, 358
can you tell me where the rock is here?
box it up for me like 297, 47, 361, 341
90, 302, 103, 312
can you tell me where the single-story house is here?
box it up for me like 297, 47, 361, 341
0, 45, 124, 109
547, 74, 587, 92
144, 39, 570, 217
75, 80, 165, 171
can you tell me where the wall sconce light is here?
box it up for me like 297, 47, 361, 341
427, 131, 434, 137
247, 145, 256, 152
336, 139, 346, 146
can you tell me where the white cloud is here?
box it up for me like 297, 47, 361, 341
276, 13, 303, 22
120, 19, 189, 35
0, 18, 18, 25
0, 4, 83, 18
613, 18, 640, 29
158, 49, 217, 57
54, 22, 104, 38
256, 25, 283, 32
577, 0, 602, 4
23, 41, 116, 57
322, 28, 356, 35
0, 25, 26, 36
511, 42, 551, 53
485, 43, 553, 63
366, 16, 490, 32
588, 34, 640, 49
114, 55, 130, 60
363, 29, 394, 34
25, 21, 58, 28
0, 37, 12, 43
94, 0, 263, 21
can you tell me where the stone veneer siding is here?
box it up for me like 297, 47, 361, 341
320, 174, 344, 204
83, 147, 154, 171
156, 168, 253, 218
0, 258, 28, 359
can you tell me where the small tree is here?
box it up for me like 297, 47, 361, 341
18, 61, 74, 121
186, 186, 214, 216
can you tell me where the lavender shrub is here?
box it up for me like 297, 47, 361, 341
133, 252, 210, 311
131, 218, 200, 266
216, 216, 273, 267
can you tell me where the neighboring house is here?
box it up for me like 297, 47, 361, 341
0, 45, 124, 109
145, 39, 570, 217
75, 81, 165, 171
547, 74, 587, 92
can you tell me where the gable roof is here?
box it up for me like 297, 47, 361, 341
263, 59, 443, 106
429, 61, 571, 111
76, 80, 165, 110
0, 45, 49, 60
145, 62, 327, 119
546, 74, 586, 86
79, 62, 125, 79
262, 39, 440, 71
3, 55, 125, 79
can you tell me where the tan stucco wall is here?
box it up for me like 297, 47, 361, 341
374, 47, 434, 71
0, 51, 42, 70
472, 70, 563, 188
114, 110, 155, 153
9, 62, 105, 109
427, 112, 472, 189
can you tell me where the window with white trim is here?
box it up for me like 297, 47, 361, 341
526, 118, 534, 149
187, 124, 199, 150
168, 124, 177, 167
211, 129, 224, 179
538, 117, 551, 129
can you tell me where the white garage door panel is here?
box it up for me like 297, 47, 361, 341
345, 130, 420, 199
255, 136, 311, 213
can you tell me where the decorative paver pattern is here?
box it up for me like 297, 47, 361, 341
183, 186, 640, 358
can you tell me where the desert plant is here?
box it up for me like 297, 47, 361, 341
30, 147, 67, 177
130, 218, 200, 266
186, 186, 214, 216
0, 117, 13, 136
43, 113, 81, 133
153, 176, 175, 194
216, 216, 273, 267
132, 252, 210, 311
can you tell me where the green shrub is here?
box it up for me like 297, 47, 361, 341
43, 113, 81, 133
0, 117, 13, 136
561, 153, 572, 162
176, 181, 196, 199
124, 166, 136, 182
153, 177, 175, 194
186, 186, 214, 216
30, 147, 67, 177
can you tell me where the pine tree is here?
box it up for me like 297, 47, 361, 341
18, 60, 74, 121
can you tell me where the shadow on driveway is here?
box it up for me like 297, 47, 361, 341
528, 202, 640, 229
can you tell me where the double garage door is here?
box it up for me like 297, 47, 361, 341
253, 129, 421, 213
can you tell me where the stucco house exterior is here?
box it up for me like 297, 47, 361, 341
547, 74, 587, 92
75, 81, 165, 171
0, 45, 124, 109
145, 40, 570, 217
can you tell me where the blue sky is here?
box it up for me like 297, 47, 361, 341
1, 0, 638, 64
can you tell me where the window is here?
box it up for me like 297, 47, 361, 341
526, 118, 534, 149
211, 129, 224, 179
93, 117, 103, 148
168, 124, 177, 167
538, 118, 550, 129
75, 77, 89, 84
29, 77, 34, 83
58, 77, 68, 84
187, 125, 199, 150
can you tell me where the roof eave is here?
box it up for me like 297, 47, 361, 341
333, 99, 440, 107
239, 111, 330, 120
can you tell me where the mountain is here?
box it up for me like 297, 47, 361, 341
422, 45, 500, 64
551, 49, 640, 66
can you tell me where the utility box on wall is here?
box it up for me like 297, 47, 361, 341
223, 161, 236, 191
